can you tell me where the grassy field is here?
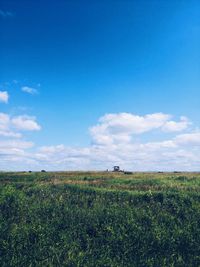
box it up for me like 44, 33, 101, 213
0, 171, 200, 266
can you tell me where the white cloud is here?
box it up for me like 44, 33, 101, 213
90, 112, 190, 145
32, 113, 198, 171
0, 113, 41, 138
99, 112, 170, 134
0, 91, 9, 103
0, 113, 21, 138
0, 140, 34, 149
11, 115, 41, 131
162, 116, 191, 132
0, 130, 21, 138
21, 86, 38, 95
38, 145, 65, 154
27, 134, 199, 171
174, 132, 200, 146
0, 111, 199, 171
0, 102, 41, 169
27, 129, 200, 171
0, 113, 10, 130
0, 139, 36, 171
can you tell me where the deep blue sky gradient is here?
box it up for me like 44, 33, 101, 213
1, 0, 199, 146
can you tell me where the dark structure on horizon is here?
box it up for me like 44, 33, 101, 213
113, 166, 133, 174
113, 166, 121, 172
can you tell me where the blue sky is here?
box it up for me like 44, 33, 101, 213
0, 0, 200, 171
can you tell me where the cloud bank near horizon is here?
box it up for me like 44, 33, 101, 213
0, 108, 199, 171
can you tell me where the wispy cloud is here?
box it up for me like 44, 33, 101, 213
21, 86, 39, 95
0, 91, 9, 103
0, 10, 13, 18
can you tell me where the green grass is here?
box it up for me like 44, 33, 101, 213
0, 172, 200, 266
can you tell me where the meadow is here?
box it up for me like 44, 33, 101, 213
0, 171, 200, 267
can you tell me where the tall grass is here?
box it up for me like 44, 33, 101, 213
0, 172, 200, 266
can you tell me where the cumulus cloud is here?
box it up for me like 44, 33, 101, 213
0, 140, 36, 171
0, 113, 10, 130
36, 113, 197, 171
0, 130, 21, 138
0, 113, 41, 137
0, 107, 41, 169
28, 132, 200, 171
38, 145, 66, 154
0, 111, 199, 171
11, 115, 41, 131
0, 140, 34, 150
174, 132, 200, 146
0, 91, 9, 103
21, 86, 38, 95
90, 112, 190, 145
162, 116, 191, 132
0, 113, 21, 138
